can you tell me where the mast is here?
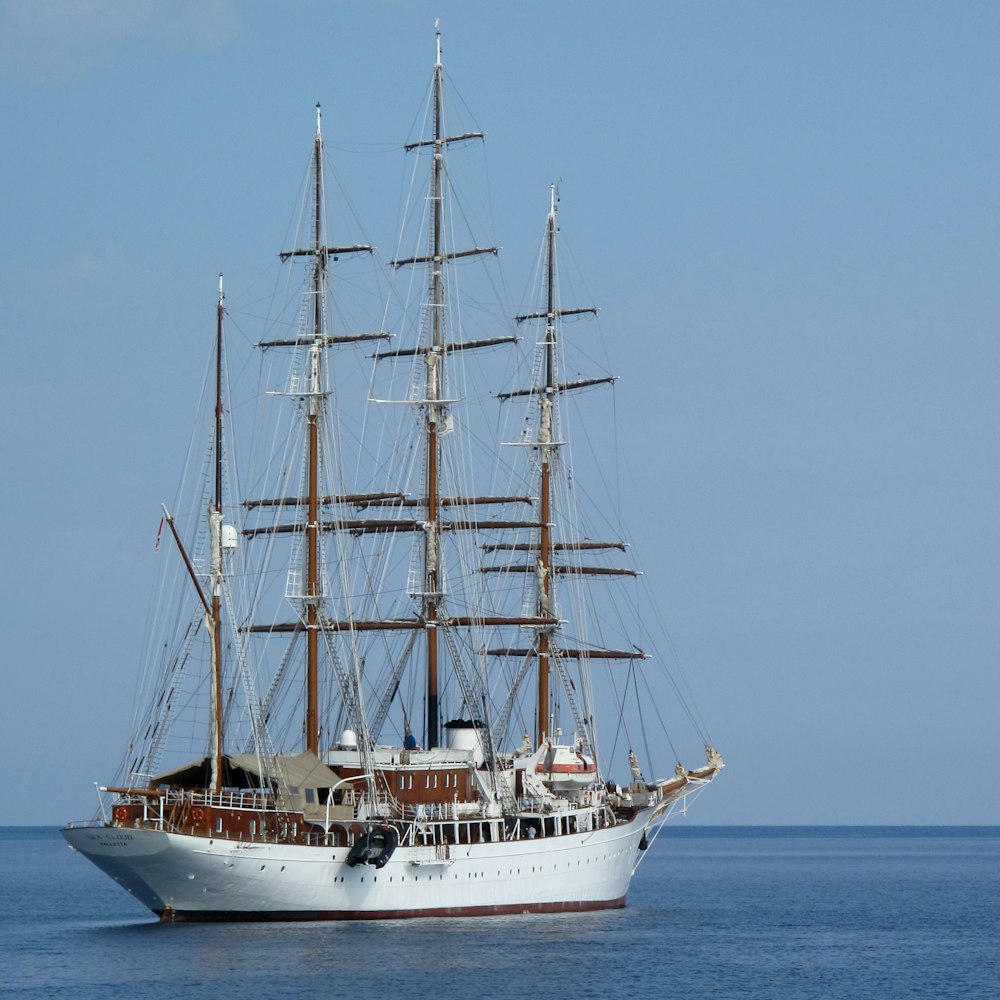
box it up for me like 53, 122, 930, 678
241, 110, 382, 747
423, 25, 445, 750
535, 187, 557, 746
305, 103, 324, 756
501, 190, 616, 748
209, 274, 225, 790
390, 24, 503, 748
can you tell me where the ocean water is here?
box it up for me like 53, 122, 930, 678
2, 826, 997, 999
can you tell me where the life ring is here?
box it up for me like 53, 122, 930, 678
191, 807, 204, 822
113, 806, 128, 822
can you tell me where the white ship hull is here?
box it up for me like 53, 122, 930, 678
62, 816, 649, 921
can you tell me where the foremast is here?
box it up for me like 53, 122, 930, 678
527, 189, 603, 747
497, 189, 642, 754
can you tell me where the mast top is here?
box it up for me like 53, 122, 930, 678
316, 102, 322, 139
435, 19, 442, 68
218, 272, 224, 303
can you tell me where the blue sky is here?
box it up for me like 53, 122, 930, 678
2, 0, 998, 825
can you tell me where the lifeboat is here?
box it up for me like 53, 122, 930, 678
535, 743, 598, 791
345, 824, 398, 868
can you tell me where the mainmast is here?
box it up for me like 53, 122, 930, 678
393, 24, 500, 749
423, 26, 446, 750
389, 25, 565, 749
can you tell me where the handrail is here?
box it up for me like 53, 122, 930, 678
324, 773, 373, 827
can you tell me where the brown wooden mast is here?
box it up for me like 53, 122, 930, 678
512, 188, 609, 746
304, 104, 324, 756
423, 29, 446, 750
535, 188, 557, 747
399, 27, 479, 748
389, 25, 503, 747
256, 105, 374, 754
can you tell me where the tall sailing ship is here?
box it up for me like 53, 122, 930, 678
63, 29, 723, 921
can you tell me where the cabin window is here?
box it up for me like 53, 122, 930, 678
408, 776, 413, 790
425, 775, 430, 788
249, 820, 257, 835
399, 776, 405, 790
305, 789, 315, 804
215, 818, 223, 833
433, 775, 438, 789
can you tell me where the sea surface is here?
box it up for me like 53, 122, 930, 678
2, 826, 997, 998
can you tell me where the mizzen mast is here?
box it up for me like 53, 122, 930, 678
305, 105, 323, 756
272, 104, 374, 754
535, 188, 558, 746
